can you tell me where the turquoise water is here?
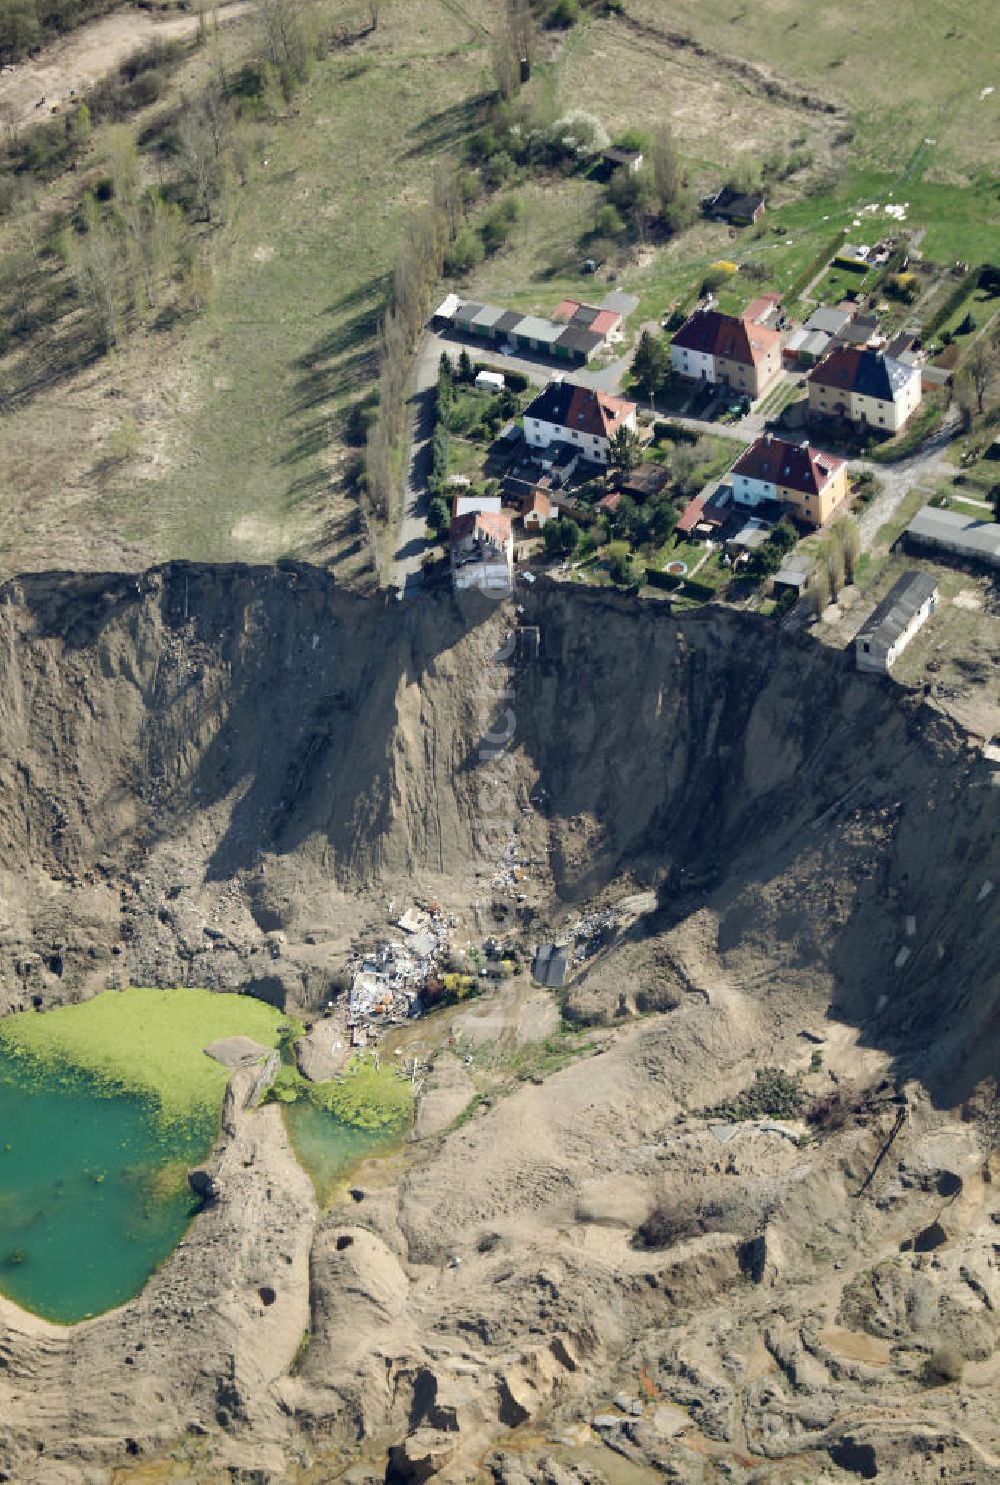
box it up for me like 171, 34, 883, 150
0, 1052, 214, 1324
283, 1098, 393, 1205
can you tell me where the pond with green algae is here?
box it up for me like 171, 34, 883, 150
0, 1053, 213, 1323
282, 1097, 396, 1208
0, 986, 286, 1324
0, 989, 413, 1322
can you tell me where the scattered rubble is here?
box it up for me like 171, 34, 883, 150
347, 904, 454, 1040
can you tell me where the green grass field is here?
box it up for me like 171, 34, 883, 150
0, 0, 996, 581
627, 0, 1000, 183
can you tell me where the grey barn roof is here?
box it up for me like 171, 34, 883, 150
857, 570, 938, 650
804, 305, 852, 336
905, 505, 1000, 565
533, 944, 568, 988
600, 290, 640, 317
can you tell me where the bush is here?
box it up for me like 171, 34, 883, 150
547, 0, 579, 26
607, 540, 636, 585
482, 150, 516, 189
428, 496, 450, 533
594, 203, 625, 239
701, 265, 732, 296
653, 420, 698, 444
634, 1200, 725, 1251
923, 1347, 963, 1385
481, 194, 521, 254
444, 225, 484, 275
705, 1067, 805, 1122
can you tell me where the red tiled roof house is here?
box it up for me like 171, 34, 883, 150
729, 433, 848, 528
522, 380, 637, 466
669, 307, 782, 399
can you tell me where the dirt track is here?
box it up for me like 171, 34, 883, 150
0, 1, 253, 132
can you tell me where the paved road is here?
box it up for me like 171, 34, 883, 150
390, 335, 443, 597
853, 411, 961, 550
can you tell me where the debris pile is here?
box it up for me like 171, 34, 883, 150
491, 830, 529, 897
347, 905, 453, 1043
571, 905, 622, 964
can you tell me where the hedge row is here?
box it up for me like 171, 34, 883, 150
645, 568, 718, 602
653, 420, 699, 444
921, 266, 981, 343
787, 232, 845, 303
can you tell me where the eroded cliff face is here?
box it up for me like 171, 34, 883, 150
0, 567, 997, 1484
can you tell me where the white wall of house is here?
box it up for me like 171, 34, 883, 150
732, 473, 776, 508
851, 369, 921, 432
526, 410, 636, 466
671, 344, 715, 383
524, 416, 562, 451
855, 591, 937, 673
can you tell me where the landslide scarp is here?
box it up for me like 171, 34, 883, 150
0, 564, 996, 1482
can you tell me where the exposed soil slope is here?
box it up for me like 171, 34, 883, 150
0, 567, 997, 1483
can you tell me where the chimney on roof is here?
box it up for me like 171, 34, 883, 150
764, 431, 772, 444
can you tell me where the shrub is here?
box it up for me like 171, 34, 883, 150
701, 265, 732, 296
607, 540, 636, 585
704, 1066, 805, 1121
481, 194, 521, 254
547, 0, 579, 27
444, 225, 484, 275
483, 150, 516, 189
594, 203, 625, 239
635, 1200, 722, 1250
653, 420, 698, 444
923, 1347, 963, 1385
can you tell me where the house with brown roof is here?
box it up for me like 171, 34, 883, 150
729, 433, 848, 528
522, 380, 637, 466
669, 306, 782, 399
807, 347, 921, 432
520, 490, 552, 531
707, 185, 766, 226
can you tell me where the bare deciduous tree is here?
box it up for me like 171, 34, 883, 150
807, 569, 830, 619
825, 542, 845, 601
961, 339, 995, 415
832, 515, 860, 585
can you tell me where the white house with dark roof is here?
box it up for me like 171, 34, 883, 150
522, 380, 637, 466
808, 346, 921, 431
855, 571, 938, 673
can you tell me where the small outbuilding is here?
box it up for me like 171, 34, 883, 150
532, 944, 568, 988
855, 571, 938, 673
707, 185, 766, 226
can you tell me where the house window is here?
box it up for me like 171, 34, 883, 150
863, 642, 870, 653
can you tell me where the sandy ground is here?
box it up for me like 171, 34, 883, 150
0, 2, 253, 132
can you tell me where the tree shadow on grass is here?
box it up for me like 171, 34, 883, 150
400, 93, 492, 161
